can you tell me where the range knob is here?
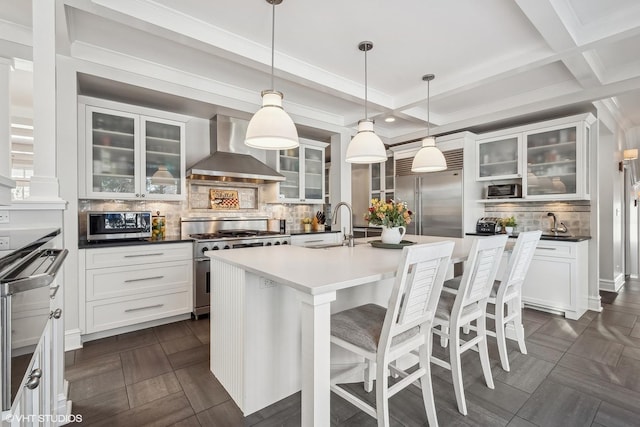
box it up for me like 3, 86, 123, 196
201, 247, 210, 254
282, 241, 289, 245
265, 242, 272, 246
223, 245, 231, 250
274, 241, 281, 245
211, 246, 220, 250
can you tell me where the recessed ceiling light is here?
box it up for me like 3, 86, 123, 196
384, 117, 396, 123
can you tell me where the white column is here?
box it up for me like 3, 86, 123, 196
29, 0, 61, 200
299, 291, 336, 427
329, 132, 352, 229
0, 57, 12, 178
0, 57, 15, 204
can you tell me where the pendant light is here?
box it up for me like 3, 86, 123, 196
411, 74, 447, 172
345, 41, 387, 164
245, 0, 299, 150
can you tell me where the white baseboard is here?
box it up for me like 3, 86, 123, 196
588, 295, 603, 312
81, 314, 191, 344
600, 274, 625, 293
65, 328, 82, 351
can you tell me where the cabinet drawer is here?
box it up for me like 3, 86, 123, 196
85, 243, 192, 269
86, 261, 191, 301
534, 242, 574, 258
86, 290, 191, 333
291, 233, 340, 247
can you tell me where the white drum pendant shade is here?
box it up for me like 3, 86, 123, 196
245, 91, 299, 150
346, 120, 387, 164
411, 137, 447, 172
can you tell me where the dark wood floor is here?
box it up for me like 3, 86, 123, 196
66, 279, 640, 426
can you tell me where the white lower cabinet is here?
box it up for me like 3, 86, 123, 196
521, 240, 588, 320
5, 319, 59, 427
81, 243, 193, 335
290, 232, 340, 247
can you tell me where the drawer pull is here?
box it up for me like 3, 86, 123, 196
124, 275, 164, 283
125, 304, 164, 313
124, 253, 164, 258
304, 239, 324, 244
538, 247, 557, 251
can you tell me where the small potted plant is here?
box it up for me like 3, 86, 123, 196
302, 217, 313, 232
501, 216, 517, 235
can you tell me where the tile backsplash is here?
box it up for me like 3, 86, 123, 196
79, 182, 327, 237
483, 201, 591, 236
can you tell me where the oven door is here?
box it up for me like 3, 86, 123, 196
194, 258, 210, 318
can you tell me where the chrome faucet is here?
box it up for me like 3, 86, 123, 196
547, 212, 568, 235
333, 202, 355, 247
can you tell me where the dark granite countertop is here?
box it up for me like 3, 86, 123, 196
79, 235, 193, 249
465, 232, 591, 242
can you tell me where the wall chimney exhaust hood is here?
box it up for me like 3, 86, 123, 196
186, 115, 286, 184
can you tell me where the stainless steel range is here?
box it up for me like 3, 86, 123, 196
181, 217, 291, 318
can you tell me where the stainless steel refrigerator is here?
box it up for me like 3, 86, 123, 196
395, 170, 464, 238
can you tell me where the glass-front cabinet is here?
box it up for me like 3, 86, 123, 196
278, 147, 300, 200
474, 113, 594, 201
370, 154, 394, 202
476, 135, 522, 180
85, 105, 185, 200
276, 138, 327, 203
524, 122, 588, 199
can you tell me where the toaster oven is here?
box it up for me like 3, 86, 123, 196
487, 183, 522, 199
87, 211, 152, 241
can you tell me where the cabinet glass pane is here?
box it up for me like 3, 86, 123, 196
478, 137, 518, 177
526, 126, 577, 196
280, 148, 300, 199
371, 163, 381, 191
145, 121, 182, 195
92, 112, 135, 193
385, 156, 394, 190
304, 147, 323, 200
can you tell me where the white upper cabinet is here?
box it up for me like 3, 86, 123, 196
370, 153, 395, 202
524, 120, 590, 200
475, 113, 595, 201
274, 138, 327, 203
476, 134, 522, 180
81, 101, 186, 200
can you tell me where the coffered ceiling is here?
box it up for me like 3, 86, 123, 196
2, 0, 640, 144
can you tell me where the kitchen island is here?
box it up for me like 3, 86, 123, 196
207, 235, 475, 426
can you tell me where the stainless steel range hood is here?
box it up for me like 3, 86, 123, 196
186, 115, 285, 183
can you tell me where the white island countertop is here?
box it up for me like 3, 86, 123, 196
206, 235, 475, 296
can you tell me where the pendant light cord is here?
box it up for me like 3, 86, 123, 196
270, 0, 275, 91
427, 78, 430, 137
364, 47, 368, 120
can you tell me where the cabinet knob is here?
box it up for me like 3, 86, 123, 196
135, 193, 140, 197
141, 194, 145, 197
50, 308, 62, 319
25, 368, 42, 389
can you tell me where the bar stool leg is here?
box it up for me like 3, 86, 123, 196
449, 325, 467, 415
477, 316, 495, 389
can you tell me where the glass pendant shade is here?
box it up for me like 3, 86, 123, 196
411, 137, 447, 172
346, 120, 387, 164
245, 91, 299, 150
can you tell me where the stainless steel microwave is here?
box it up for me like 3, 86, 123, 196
487, 184, 522, 199
87, 211, 152, 241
